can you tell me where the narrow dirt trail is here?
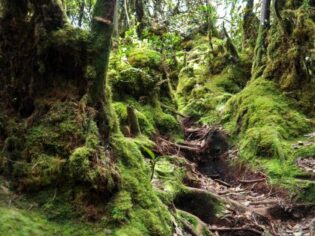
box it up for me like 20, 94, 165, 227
185, 159, 315, 236
157, 119, 315, 236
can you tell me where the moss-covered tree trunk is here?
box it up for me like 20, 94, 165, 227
89, 0, 117, 144
242, 0, 259, 50
135, 0, 145, 38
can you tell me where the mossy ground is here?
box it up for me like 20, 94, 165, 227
0, 177, 105, 236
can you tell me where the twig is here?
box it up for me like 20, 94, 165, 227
214, 179, 232, 188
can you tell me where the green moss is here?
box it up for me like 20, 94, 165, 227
113, 99, 180, 136
296, 143, 315, 158
224, 78, 309, 167
0, 176, 105, 236
0, 206, 105, 236
177, 211, 212, 236
111, 64, 158, 99
50, 26, 90, 48
225, 78, 309, 140
110, 135, 172, 235
152, 157, 185, 204
176, 63, 249, 125
110, 191, 133, 223
1, 99, 119, 195
127, 47, 161, 69
69, 147, 93, 179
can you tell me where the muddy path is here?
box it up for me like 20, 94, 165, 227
156, 119, 315, 236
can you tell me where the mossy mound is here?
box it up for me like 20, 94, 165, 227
0, 98, 119, 193
0, 96, 175, 235
109, 47, 163, 100
225, 78, 309, 159
109, 43, 181, 137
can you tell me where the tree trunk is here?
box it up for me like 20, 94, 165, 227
89, 0, 117, 144
78, 0, 86, 27
135, 0, 145, 38
242, 0, 259, 50
260, 0, 271, 28
252, 0, 271, 78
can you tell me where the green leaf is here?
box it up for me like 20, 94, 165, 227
141, 146, 156, 160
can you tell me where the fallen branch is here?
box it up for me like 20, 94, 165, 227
208, 226, 262, 235
158, 137, 200, 152
238, 178, 266, 184
249, 200, 279, 206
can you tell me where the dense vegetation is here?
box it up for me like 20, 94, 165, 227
0, 0, 314, 235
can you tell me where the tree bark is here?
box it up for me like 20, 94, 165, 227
260, 0, 271, 28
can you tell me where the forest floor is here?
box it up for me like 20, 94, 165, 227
159, 120, 315, 236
